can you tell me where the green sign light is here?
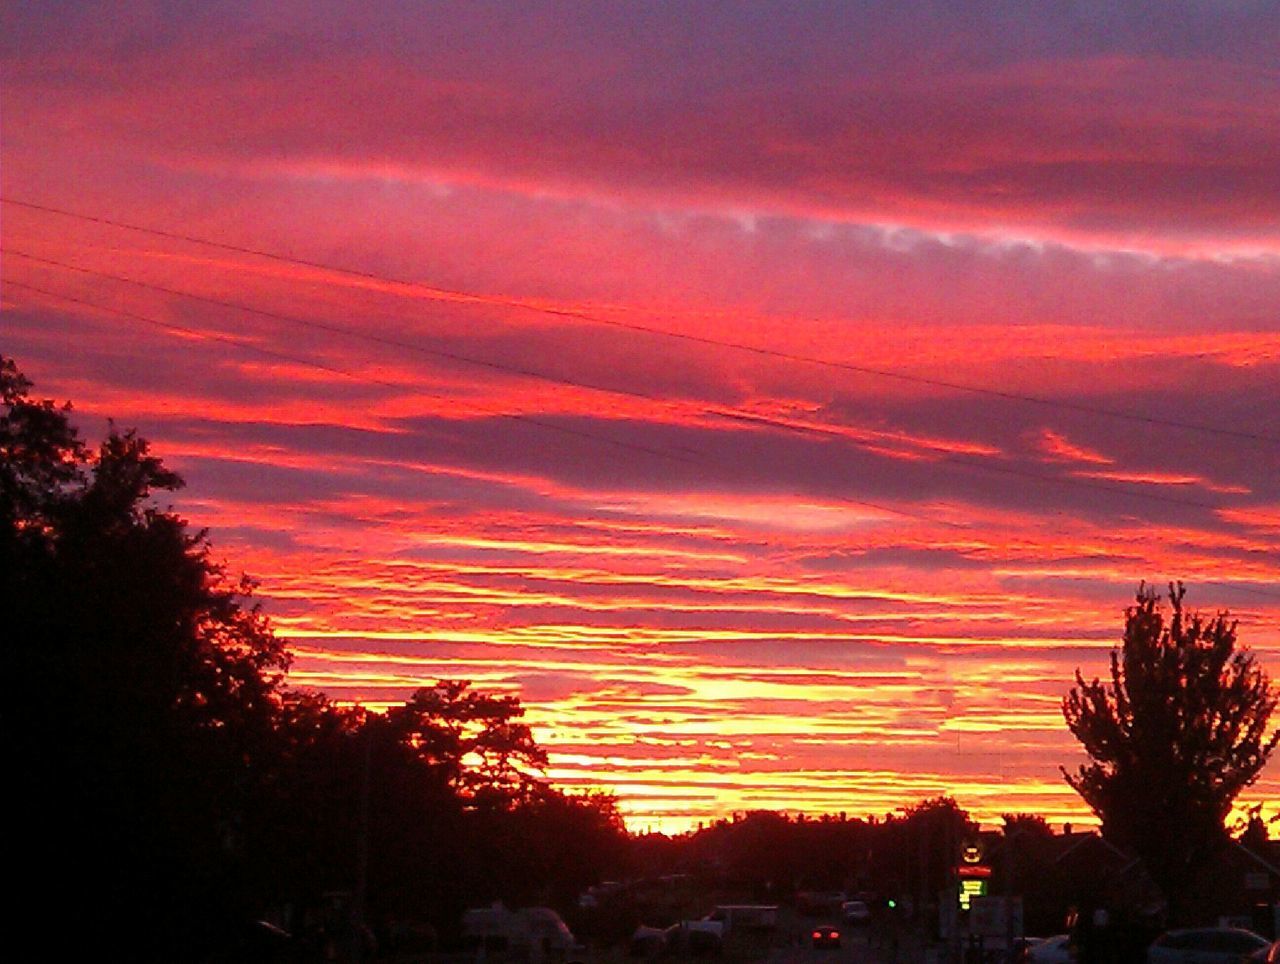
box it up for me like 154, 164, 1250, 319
959, 879, 987, 911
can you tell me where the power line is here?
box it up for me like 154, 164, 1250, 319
4, 194, 1277, 448
4, 247, 709, 434
8, 275, 1279, 601
0, 279, 699, 467
5, 249, 1247, 517
707, 409, 1250, 514
4, 275, 951, 528
6, 247, 1090, 478
0, 196, 585, 317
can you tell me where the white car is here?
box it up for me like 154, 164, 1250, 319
1148, 928, 1269, 964
1028, 934, 1073, 964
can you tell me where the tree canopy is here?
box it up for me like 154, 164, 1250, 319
2, 356, 629, 957
1062, 583, 1278, 919
5, 357, 294, 952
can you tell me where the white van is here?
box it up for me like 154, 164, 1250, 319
462, 904, 582, 958
707, 904, 779, 932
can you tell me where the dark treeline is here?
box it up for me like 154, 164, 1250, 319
3, 358, 629, 958
641, 797, 977, 900
640, 807, 1086, 936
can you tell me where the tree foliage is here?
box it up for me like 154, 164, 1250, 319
4, 360, 291, 953
1001, 813, 1054, 840
1062, 583, 1278, 916
380, 679, 548, 802
2, 357, 630, 956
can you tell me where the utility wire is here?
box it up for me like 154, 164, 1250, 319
7, 274, 1279, 601
720, 403, 1247, 514
5, 249, 1248, 516
5, 247, 709, 439
6, 201, 1278, 608
4, 275, 947, 528
5, 247, 1050, 470
1, 279, 698, 467
5, 194, 1277, 448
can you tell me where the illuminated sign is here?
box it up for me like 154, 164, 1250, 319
959, 879, 987, 910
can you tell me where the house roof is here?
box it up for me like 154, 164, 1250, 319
1043, 830, 1130, 867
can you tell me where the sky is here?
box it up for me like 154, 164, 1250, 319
3, 1, 1279, 833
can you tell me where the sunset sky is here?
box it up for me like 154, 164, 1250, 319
3, 1, 1278, 833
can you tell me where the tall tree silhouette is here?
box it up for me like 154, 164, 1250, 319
3, 356, 633, 952
1062, 583, 1278, 921
3, 357, 288, 956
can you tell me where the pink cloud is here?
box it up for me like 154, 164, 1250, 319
1036, 429, 1114, 465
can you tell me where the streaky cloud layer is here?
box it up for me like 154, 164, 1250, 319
3, 0, 1278, 832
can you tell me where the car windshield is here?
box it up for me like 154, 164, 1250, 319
1203, 932, 1266, 953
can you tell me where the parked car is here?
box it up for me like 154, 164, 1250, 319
812, 924, 841, 950
1013, 937, 1044, 963
200, 919, 297, 964
630, 925, 667, 958
1148, 927, 1269, 964
842, 900, 871, 924
1027, 934, 1072, 964
663, 924, 722, 958
1248, 940, 1280, 964
684, 916, 725, 940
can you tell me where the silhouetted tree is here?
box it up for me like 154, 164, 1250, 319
1062, 583, 1278, 921
3, 357, 634, 951
1235, 804, 1272, 852
0, 356, 84, 532
353, 681, 554, 919
994, 814, 1064, 935
381, 679, 548, 805
474, 786, 630, 908
246, 679, 600, 930
1001, 813, 1054, 840
3, 357, 289, 956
